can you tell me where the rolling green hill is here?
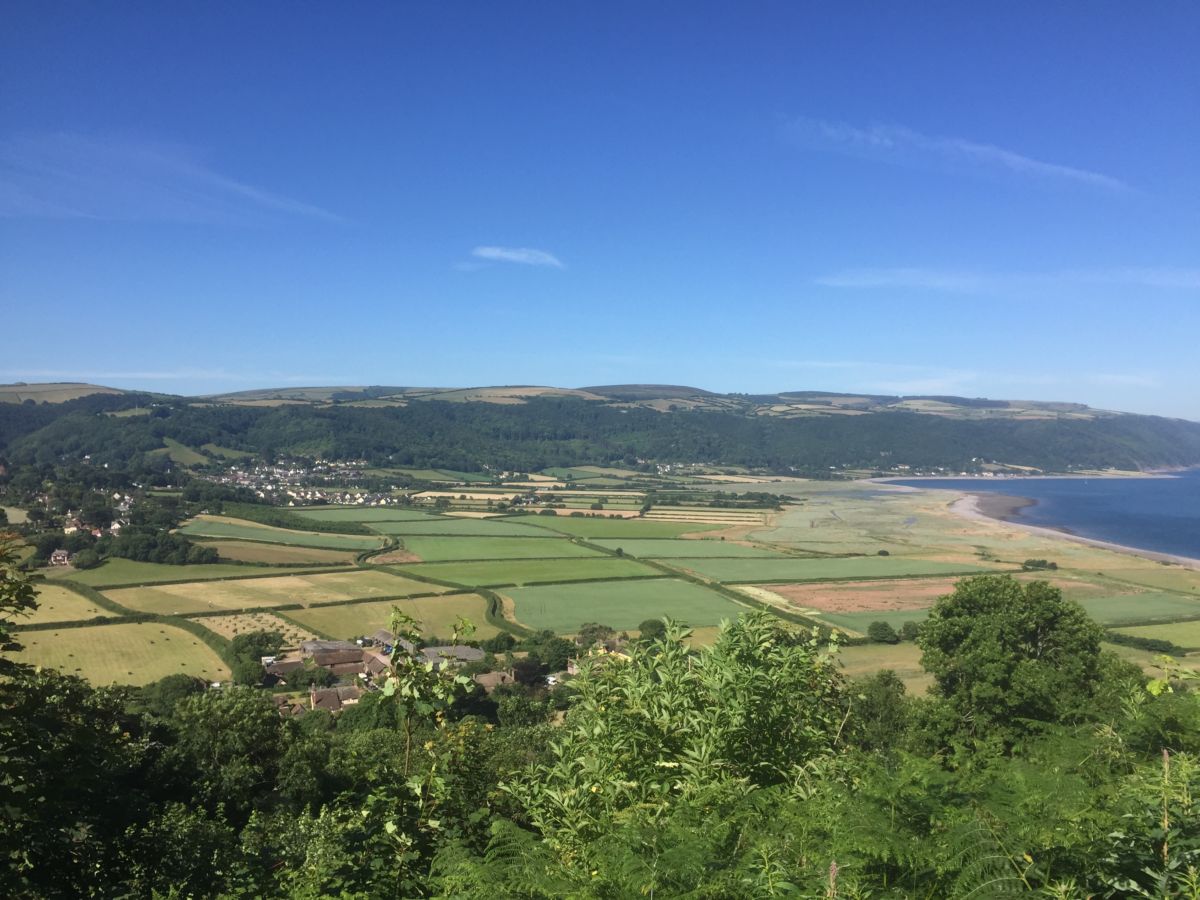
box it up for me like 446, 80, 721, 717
2, 382, 1198, 474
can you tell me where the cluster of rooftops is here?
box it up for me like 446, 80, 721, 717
265, 631, 496, 714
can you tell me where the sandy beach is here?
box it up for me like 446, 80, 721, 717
950, 492, 1200, 571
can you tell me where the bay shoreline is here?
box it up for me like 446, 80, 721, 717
949, 492, 1200, 571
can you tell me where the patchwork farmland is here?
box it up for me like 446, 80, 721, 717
17, 475, 1200, 691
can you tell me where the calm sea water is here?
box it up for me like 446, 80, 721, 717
890, 469, 1200, 560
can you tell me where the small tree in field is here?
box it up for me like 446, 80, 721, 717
867, 620, 899, 644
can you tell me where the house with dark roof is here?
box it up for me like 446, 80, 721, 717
420, 645, 485, 669
273, 694, 309, 717
310, 684, 363, 713
472, 670, 515, 693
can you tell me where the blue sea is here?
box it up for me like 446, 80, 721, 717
890, 469, 1200, 561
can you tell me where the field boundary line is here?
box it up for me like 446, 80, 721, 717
89, 565, 357, 590
52, 579, 140, 615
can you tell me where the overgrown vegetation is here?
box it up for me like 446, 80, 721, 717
4, 563, 1200, 896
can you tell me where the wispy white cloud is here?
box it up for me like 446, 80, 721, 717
789, 117, 1130, 192
0, 132, 342, 224
471, 246, 564, 268
814, 266, 1200, 293
814, 268, 986, 292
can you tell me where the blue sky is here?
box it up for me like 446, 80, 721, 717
2, 2, 1198, 418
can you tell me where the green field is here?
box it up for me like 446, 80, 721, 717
1103, 567, 1200, 595
813, 608, 931, 636
391, 557, 661, 587
24, 583, 113, 624
370, 517, 553, 537
13, 622, 231, 685
285, 594, 500, 641
104, 569, 446, 615
388, 467, 496, 483
1113, 620, 1200, 650
47, 558, 335, 587
664, 557, 995, 583
504, 578, 745, 633
178, 517, 384, 550
1079, 592, 1200, 626
520, 516, 725, 539
201, 443, 253, 459
590, 538, 785, 558
151, 437, 210, 467
296, 507, 440, 523
205, 540, 359, 565
399, 535, 603, 562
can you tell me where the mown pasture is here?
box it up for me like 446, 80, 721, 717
151, 437, 209, 467
178, 516, 384, 550
1113, 620, 1200, 650
47, 558, 336, 587
204, 540, 358, 566
2, 505, 29, 523
836, 642, 933, 694
369, 517, 552, 537
397, 535, 604, 562
13, 622, 230, 685
502, 578, 744, 634
1077, 591, 1200, 626
25, 583, 112, 624
386, 467, 496, 483
812, 607, 931, 636
286, 594, 500, 641
296, 507, 440, 523
197, 612, 317, 645
590, 538, 786, 558
104, 569, 447, 615
520, 516, 725, 539
662, 557, 995, 583
390, 557, 661, 587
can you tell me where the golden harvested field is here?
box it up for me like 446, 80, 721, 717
25, 583, 112, 624
286, 594, 500, 640
836, 643, 933, 694
760, 575, 1110, 615
104, 570, 449, 615
14, 622, 230, 685
0, 382, 122, 403
195, 612, 317, 645
205, 540, 359, 565
2, 505, 29, 523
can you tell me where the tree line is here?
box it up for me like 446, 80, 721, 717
5, 394, 1200, 473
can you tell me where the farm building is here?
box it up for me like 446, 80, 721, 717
49, 549, 72, 566
473, 670, 515, 693
310, 684, 362, 712
273, 694, 309, 717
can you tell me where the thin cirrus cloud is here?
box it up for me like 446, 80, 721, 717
470, 246, 565, 268
814, 267, 1200, 293
788, 117, 1131, 192
0, 132, 342, 224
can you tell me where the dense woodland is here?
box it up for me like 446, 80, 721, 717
4, 391, 1200, 473
4, 539, 1200, 897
